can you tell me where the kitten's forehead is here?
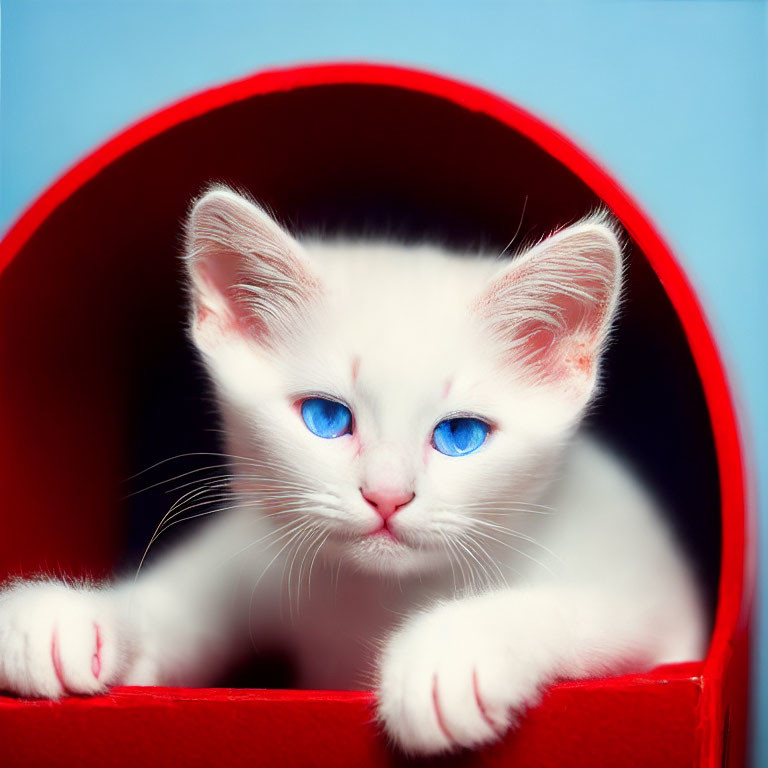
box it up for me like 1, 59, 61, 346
307, 240, 496, 369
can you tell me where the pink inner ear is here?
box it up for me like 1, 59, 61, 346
509, 308, 603, 386
186, 189, 319, 350
193, 300, 245, 341
193, 260, 265, 341
563, 340, 595, 375
482, 226, 618, 389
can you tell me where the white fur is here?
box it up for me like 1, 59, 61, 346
0, 189, 704, 755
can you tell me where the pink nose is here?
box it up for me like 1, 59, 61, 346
360, 488, 415, 521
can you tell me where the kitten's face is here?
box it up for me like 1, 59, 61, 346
185, 189, 621, 578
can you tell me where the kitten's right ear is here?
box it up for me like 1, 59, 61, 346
184, 187, 319, 352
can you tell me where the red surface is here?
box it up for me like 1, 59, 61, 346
0, 63, 753, 767
0, 665, 703, 768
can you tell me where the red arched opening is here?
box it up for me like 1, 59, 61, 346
0, 63, 751, 768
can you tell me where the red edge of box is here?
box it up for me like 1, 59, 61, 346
0, 663, 703, 711
0, 62, 752, 767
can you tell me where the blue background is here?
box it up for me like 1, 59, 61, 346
2, 0, 766, 758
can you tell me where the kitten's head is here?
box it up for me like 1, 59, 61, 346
184, 187, 622, 578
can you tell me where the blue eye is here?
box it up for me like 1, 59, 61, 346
301, 398, 352, 439
432, 418, 489, 457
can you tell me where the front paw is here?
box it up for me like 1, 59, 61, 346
377, 595, 547, 755
0, 580, 125, 698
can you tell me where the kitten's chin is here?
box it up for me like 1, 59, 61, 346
324, 532, 448, 578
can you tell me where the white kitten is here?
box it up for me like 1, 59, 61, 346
0, 188, 704, 754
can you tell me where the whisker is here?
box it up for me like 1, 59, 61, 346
439, 531, 459, 592
448, 500, 556, 514
124, 464, 241, 499
124, 451, 273, 483
470, 518, 561, 561
286, 524, 318, 621
456, 530, 508, 589
218, 516, 315, 570
135, 483, 221, 579
306, 529, 331, 600
452, 535, 492, 593
467, 528, 555, 576
250, 519, 313, 642
297, 525, 328, 607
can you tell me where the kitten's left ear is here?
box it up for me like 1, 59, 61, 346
184, 187, 320, 352
476, 214, 623, 408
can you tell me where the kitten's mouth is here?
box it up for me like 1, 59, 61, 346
367, 526, 399, 543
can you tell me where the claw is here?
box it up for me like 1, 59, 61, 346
473, 667, 505, 735
92, 623, 102, 679
51, 626, 66, 692
431, 673, 456, 746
